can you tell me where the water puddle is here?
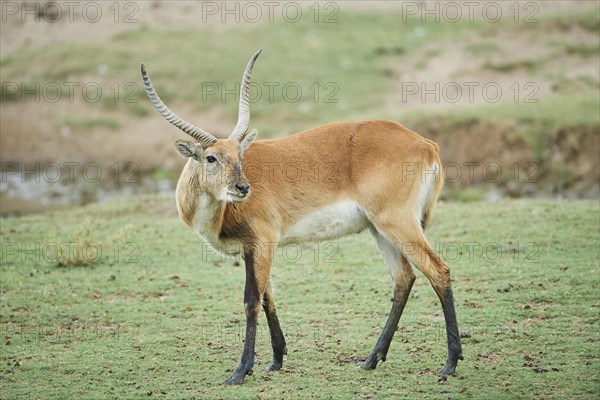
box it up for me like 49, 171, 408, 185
0, 165, 175, 215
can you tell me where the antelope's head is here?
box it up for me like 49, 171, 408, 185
141, 50, 261, 203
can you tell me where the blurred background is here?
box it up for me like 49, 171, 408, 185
1, 0, 598, 215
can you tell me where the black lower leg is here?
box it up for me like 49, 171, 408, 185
437, 285, 463, 376
223, 310, 258, 384
361, 277, 414, 370
263, 308, 287, 371
224, 249, 260, 385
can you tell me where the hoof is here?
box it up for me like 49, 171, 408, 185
438, 355, 462, 376
359, 361, 376, 370
438, 365, 456, 376
438, 349, 463, 376
263, 362, 282, 372
223, 375, 244, 385
360, 352, 384, 370
223, 369, 251, 385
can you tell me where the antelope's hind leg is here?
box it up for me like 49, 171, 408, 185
361, 228, 416, 370
373, 216, 463, 376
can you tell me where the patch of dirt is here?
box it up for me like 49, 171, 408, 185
386, 24, 598, 113
0, 99, 233, 169
412, 117, 600, 196
543, 125, 600, 191
413, 118, 532, 180
336, 354, 367, 365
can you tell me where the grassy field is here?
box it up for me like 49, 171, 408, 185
1, 3, 599, 398
1, 195, 598, 399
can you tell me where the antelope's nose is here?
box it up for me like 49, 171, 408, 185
235, 183, 250, 195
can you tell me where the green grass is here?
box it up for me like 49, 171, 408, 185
545, 8, 600, 33
465, 42, 500, 56
59, 116, 121, 132
564, 43, 600, 58
397, 91, 600, 129
1, 195, 599, 399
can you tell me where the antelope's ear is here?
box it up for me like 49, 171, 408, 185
240, 129, 257, 152
175, 140, 201, 159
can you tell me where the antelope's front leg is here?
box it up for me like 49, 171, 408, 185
263, 279, 287, 371
223, 245, 272, 385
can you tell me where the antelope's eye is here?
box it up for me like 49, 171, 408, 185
205, 155, 217, 163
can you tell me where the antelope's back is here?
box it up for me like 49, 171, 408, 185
235, 120, 441, 221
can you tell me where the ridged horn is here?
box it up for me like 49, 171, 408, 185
229, 49, 262, 142
141, 62, 217, 148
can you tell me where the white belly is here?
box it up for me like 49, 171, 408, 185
280, 201, 370, 245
